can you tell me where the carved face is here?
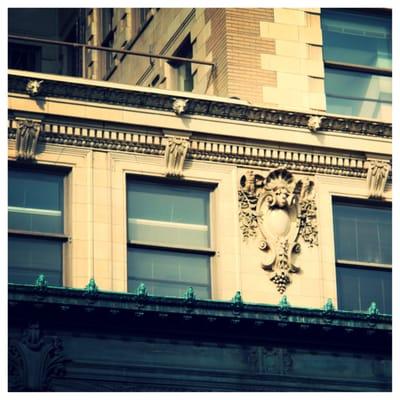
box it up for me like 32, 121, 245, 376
274, 185, 290, 208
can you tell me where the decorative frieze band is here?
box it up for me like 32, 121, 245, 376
8, 73, 392, 138
9, 117, 391, 180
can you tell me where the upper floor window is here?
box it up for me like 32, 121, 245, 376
333, 199, 391, 314
169, 36, 194, 92
101, 8, 116, 77
126, 178, 214, 298
321, 9, 392, 120
8, 166, 68, 286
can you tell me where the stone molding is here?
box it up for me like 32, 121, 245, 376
164, 133, 190, 177
366, 159, 391, 199
8, 73, 392, 138
15, 117, 42, 160
8, 117, 391, 180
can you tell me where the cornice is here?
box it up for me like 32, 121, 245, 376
8, 116, 393, 180
8, 72, 392, 138
8, 284, 392, 337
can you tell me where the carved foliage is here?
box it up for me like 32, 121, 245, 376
15, 119, 41, 160
164, 135, 190, 177
366, 159, 390, 199
238, 168, 318, 293
8, 324, 66, 391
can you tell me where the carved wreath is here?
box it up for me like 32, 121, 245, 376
238, 168, 318, 293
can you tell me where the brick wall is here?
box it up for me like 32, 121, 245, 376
225, 8, 275, 104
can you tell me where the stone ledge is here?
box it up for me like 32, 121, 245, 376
8, 71, 392, 138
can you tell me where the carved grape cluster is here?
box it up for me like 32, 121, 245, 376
271, 272, 291, 294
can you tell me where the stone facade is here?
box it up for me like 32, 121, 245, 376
8, 69, 392, 306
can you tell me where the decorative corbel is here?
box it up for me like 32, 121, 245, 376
15, 118, 42, 161
163, 130, 191, 178
366, 158, 391, 199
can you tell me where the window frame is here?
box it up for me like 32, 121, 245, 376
168, 35, 194, 92
321, 8, 392, 119
8, 162, 70, 285
125, 174, 216, 298
332, 196, 392, 313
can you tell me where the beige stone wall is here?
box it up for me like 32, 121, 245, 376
260, 8, 325, 111
8, 72, 391, 308
87, 8, 326, 112
9, 128, 391, 306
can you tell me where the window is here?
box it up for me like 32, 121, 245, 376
321, 9, 392, 120
101, 8, 115, 77
127, 178, 214, 298
333, 199, 391, 314
8, 167, 68, 286
169, 36, 194, 92
8, 42, 41, 72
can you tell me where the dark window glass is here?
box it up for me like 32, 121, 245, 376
8, 167, 65, 285
8, 236, 62, 286
321, 9, 391, 119
8, 169, 64, 234
127, 180, 210, 248
337, 265, 391, 314
128, 248, 210, 298
8, 42, 41, 72
127, 179, 212, 298
333, 199, 391, 313
333, 202, 392, 264
325, 68, 391, 119
322, 9, 392, 69
170, 36, 193, 92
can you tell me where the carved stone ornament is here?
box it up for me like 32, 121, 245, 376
15, 118, 41, 160
172, 98, 189, 115
164, 135, 190, 177
26, 79, 44, 97
238, 168, 318, 293
307, 115, 323, 132
366, 159, 390, 199
8, 323, 66, 391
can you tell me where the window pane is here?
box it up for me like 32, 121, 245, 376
127, 180, 210, 247
333, 201, 392, 264
336, 265, 391, 314
8, 169, 64, 233
322, 9, 392, 69
128, 247, 210, 298
8, 236, 62, 286
325, 68, 392, 120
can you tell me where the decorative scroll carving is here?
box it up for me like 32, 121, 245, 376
8, 323, 66, 391
307, 116, 324, 132
238, 168, 318, 293
164, 135, 190, 177
366, 159, 390, 199
172, 98, 189, 115
15, 118, 41, 160
26, 79, 43, 96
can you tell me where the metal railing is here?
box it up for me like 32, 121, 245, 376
8, 34, 215, 82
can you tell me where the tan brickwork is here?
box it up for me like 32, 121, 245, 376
224, 9, 275, 104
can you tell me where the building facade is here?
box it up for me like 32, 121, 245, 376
8, 8, 392, 391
